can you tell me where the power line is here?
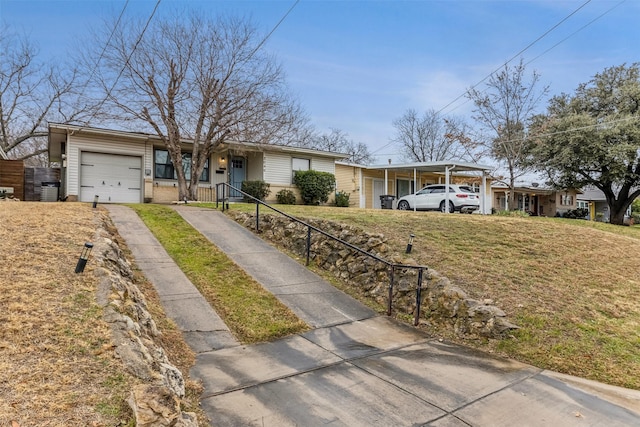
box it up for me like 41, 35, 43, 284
90, 0, 161, 120
78, 0, 130, 97
249, 0, 300, 59
371, 0, 617, 157
500, 114, 639, 146
524, 0, 626, 68
436, 0, 593, 117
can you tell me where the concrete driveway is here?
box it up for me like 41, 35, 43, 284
107, 205, 640, 426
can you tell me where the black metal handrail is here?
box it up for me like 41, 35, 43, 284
215, 182, 428, 326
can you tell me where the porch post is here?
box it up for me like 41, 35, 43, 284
359, 167, 365, 208
481, 172, 488, 214
413, 167, 417, 212
444, 166, 451, 214
384, 169, 388, 197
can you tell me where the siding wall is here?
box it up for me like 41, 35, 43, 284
311, 157, 335, 174
335, 164, 361, 207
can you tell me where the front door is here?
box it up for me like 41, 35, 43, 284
230, 157, 246, 198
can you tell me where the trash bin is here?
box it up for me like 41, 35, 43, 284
40, 181, 60, 202
380, 194, 395, 209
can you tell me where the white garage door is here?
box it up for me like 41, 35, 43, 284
80, 152, 142, 203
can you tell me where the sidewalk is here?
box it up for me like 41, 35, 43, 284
107, 204, 640, 426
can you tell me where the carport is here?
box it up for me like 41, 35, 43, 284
366, 161, 493, 214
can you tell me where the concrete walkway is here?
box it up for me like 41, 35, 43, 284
106, 205, 238, 353
107, 204, 640, 426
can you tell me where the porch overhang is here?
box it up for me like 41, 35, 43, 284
365, 161, 494, 214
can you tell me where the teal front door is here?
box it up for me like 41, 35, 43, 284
230, 157, 246, 198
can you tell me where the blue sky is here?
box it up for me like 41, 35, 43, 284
1, 0, 638, 164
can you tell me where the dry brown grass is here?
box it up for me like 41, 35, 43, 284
0, 202, 135, 426
0, 202, 205, 426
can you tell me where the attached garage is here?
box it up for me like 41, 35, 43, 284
79, 152, 142, 203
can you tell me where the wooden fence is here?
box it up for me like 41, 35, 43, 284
0, 160, 25, 200
0, 161, 61, 201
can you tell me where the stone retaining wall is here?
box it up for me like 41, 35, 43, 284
229, 211, 518, 338
92, 216, 198, 427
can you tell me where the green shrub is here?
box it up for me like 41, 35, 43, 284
276, 189, 297, 205
293, 170, 335, 205
241, 180, 270, 203
334, 190, 350, 207
562, 208, 589, 219
632, 212, 640, 225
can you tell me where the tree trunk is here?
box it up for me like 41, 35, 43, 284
508, 174, 517, 211
610, 207, 626, 225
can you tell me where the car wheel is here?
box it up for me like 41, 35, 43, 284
397, 200, 410, 210
439, 200, 454, 213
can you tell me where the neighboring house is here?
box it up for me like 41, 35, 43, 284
47, 123, 347, 204
576, 185, 634, 222
491, 183, 581, 216
335, 160, 493, 213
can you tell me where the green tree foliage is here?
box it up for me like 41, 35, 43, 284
293, 170, 335, 205
529, 63, 640, 225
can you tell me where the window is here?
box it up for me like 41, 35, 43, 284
577, 200, 589, 210
154, 149, 209, 182
292, 157, 310, 171
292, 157, 310, 182
560, 194, 574, 206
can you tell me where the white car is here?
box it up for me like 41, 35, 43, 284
396, 184, 479, 213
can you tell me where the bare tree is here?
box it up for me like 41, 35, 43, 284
391, 108, 475, 163
301, 128, 374, 165
91, 12, 307, 200
0, 29, 81, 165
466, 59, 549, 210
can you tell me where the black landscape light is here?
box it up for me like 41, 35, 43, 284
406, 233, 415, 254
75, 242, 94, 274
92, 195, 99, 209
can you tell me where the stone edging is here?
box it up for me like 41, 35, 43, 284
91, 214, 198, 427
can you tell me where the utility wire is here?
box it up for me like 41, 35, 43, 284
370, 0, 611, 157
524, 0, 626, 68
78, 0, 130, 97
249, 0, 300, 59
495, 115, 639, 146
443, 0, 626, 117
87, 0, 161, 123
436, 0, 592, 117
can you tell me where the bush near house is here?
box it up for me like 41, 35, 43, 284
334, 190, 350, 207
293, 170, 335, 205
241, 180, 270, 203
276, 189, 296, 205
562, 208, 589, 219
